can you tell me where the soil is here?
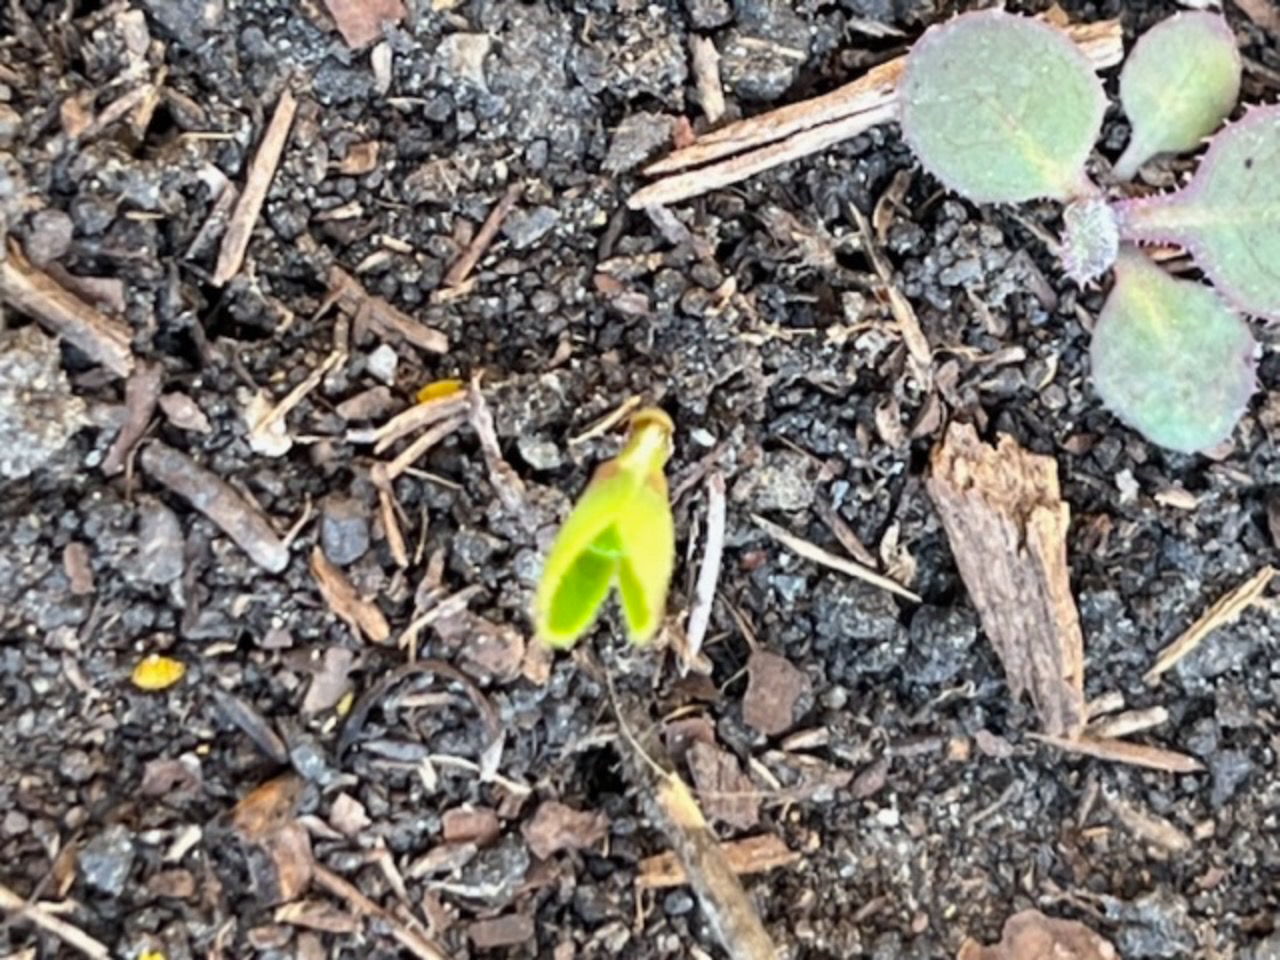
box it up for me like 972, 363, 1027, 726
2, 1, 1280, 958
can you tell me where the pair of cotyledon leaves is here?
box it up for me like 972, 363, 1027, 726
534, 408, 675, 650
899, 10, 1273, 453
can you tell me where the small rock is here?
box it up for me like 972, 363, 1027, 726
1209, 748, 1254, 808
329, 792, 371, 837
0, 104, 20, 145
517, 434, 563, 471
159, 393, 213, 434
439, 33, 492, 90
663, 889, 695, 916
503, 206, 560, 251
1105, 890, 1194, 959
0, 325, 89, 479
366, 344, 398, 385
742, 649, 811, 736
719, 1, 810, 103
685, 0, 732, 29
135, 497, 186, 585
80, 825, 136, 896
25, 209, 74, 264
301, 646, 356, 715
3, 810, 31, 835
320, 497, 370, 567
907, 605, 978, 685
603, 112, 676, 174
732, 449, 816, 512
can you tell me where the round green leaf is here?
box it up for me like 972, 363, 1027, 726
1116, 106, 1280, 318
898, 10, 1106, 203
1114, 12, 1241, 180
1091, 250, 1256, 453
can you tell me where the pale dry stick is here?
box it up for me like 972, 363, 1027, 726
682, 471, 727, 673
751, 513, 921, 602
0, 883, 110, 960
630, 19, 1124, 208
569, 395, 642, 445
213, 89, 298, 286
1085, 706, 1169, 741
327, 267, 449, 354
690, 35, 726, 124
637, 834, 800, 889
849, 202, 931, 374
1032, 733, 1203, 774
0, 244, 135, 376
443, 182, 523, 288
1145, 565, 1277, 683
311, 864, 450, 960
377, 414, 468, 483
250, 350, 344, 444
344, 392, 468, 451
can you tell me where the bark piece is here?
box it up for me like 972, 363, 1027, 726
102, 360, 163, 475
469, 913, 536, 950
309, 547, 391, 643
927, 423, 1085, 737
742, 650, 811, 737
521, 802, 607, 860
140, 442, 290, 573
687, 741, 759, 831
957, 908, 1118, 960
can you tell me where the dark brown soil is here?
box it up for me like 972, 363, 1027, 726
3, 1, 1280, 958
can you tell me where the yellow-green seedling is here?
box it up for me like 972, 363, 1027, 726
534, 408, 676, 649
1116, 106, 1280, 320
897, 9, 1106, 204
1112, 12, 1241, 181
1090, 250, 1257, 453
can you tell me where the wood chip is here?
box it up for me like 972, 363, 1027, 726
1236, 0, 1280, 34
328, 266, 448, 354
637, 833, 798, 889
687, 741, 760, 831
468, 913, 536, 950
1104, 792, 1192, 854
690, 36, 726, 125
521, 802, 607, 860
1145, 565, 1276, 683
742, 650, 811, 737
927, 423, 1085, 737
630, 20, 1123, 208
141, 442, 290, 573
231, 775, 314, 904
751, 513, 920, 602
1032, 734, 1203, 774
309, 547, 391, 643
321, 0, 405, 49
63, 542, 94, 596
958, 909, 1118, 960
442, 807, 501, 846
328, 793, 372, 838
213, 89, 298, 286
102, 360, 163, 475
0, 243, 134, 377
339, 141, 381, 175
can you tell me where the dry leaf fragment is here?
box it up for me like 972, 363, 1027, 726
687, 742, 760, 831
321, 0, 406, 49
742, 650, 811, 736
957, 908, 1118, 960
927, 423, 1085, 737
339, 141, 380, 175
521, 802, 607, 860
232, 775, 314, 904
309, 547, 390, 643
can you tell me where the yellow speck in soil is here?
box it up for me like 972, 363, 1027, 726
131, 654, 185, 692
415, 378, 464, 403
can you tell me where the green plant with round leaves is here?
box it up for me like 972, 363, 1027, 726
1090, 251, 1257, 453
1112, 11, 1241, 180
897, 9, 1272, 453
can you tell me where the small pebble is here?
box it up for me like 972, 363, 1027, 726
80, 824, 136, 896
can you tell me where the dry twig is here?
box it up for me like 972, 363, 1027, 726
213, 89, 298, 286
443, 183, 522, 288
0, 243, 134, 377
310, 547, 391, 643
102, 360, 163, 475
1032, 733, 1203, 774
0, 883, 110, 960
1145, 565, 1276, 683
630, 19, 1123, 208
637, 834, 799, 889
327, 267, 448, 354
751, 513, 920, 602
682, 471, 726, 673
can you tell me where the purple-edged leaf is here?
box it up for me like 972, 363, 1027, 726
1061, 195, 1119, 284
1116, 107, 1280, 318
898, 10, 1106, 203
1091, 249, 1256, 454
1113, 12, 1241, 180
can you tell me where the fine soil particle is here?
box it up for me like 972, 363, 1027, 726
2, 0, 1280, 958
